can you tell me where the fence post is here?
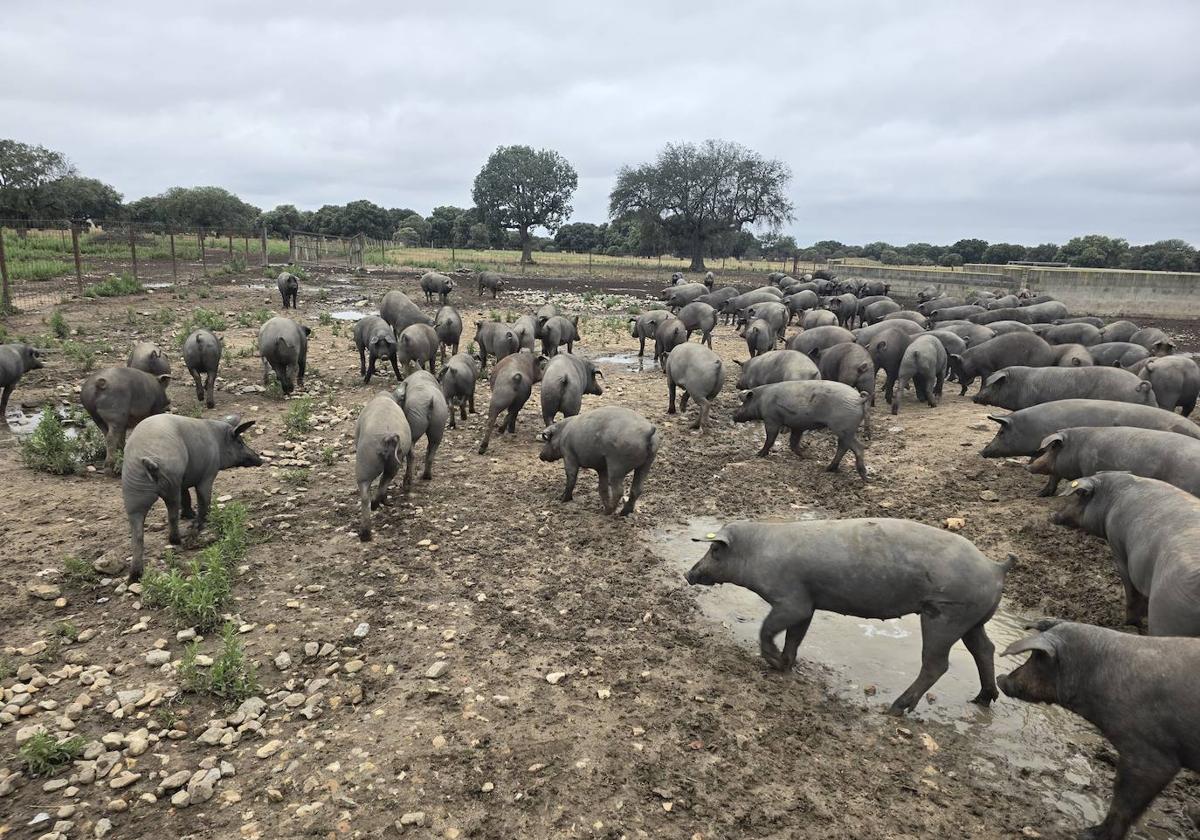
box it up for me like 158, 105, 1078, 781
381, 238, 386, 266
0, 225, 10, 313
227, 234, 233, 258
170, 231, 177, 281
289, 233, 296, 264
129, 225, 138, 283
71, 223, 83, 294
199, 230, 207, 274
261, 228, 268, 268
243, 234, 249, 255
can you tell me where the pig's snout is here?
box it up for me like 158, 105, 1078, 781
997, 673, 1016, 697
971, 393, 986, 404
684, 561, 713, 586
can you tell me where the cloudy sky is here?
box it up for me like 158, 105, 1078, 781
3, 0, 1198, 245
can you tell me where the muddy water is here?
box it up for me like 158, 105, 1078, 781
592, 352, 659, 373
648, 514, 1168, 834
330, 309, 374, 321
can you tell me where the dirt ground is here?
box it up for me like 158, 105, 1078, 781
1, 266, 1196, 839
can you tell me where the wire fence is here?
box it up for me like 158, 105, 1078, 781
0, 219, 287, 314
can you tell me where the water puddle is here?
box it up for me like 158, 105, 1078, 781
143, 281, 173, 289
592, 352, 659, 372
330, 309, 375, 322
648, 515, 1165, 834
3, 405, 82, 437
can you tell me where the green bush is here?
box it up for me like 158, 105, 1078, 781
20, 409, 79, 475
49, 311, 69, 339
83, 272, 144, 298
19, 732, 85, 777
60, 340, 95, 372
141, 503, 248, 629
283, 397, 314, 434
178, 309, 228, 345
63, 556, 100, 588
179, 622, 259, 702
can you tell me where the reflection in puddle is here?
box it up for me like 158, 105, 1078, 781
330, 309, 374, 322
3, 405, 80, 437
592, 352, 659, 372
648, 515, 1149, 834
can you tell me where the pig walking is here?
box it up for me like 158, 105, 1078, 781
1000, 620, 1200, 840
354, 393, 414, 541
81, 367, 172, 475
122, 414, 262, 580
685, 519, 1013, 715
539, 406, 658, 515
663, 343, 723, 430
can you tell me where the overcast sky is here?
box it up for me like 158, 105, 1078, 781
3, 0, 1198, 245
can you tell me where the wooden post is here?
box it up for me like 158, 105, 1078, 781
199, 231, 207, 273
129, 225, 138, 282
261, 228, 268, 268
243, 234, 249, 254
170, 232, 177, 281
289, 234, 296, 264
588, 250, 593, 275
0, 224, 11, 313
227, 234, 233, 258
71, 223, 83, 294
380, 238, 385, 265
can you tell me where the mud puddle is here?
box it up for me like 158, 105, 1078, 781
329, 309, 374, 321
592, 352, 659, 372
648, 515, 1162, 833
3, 405, 76, 436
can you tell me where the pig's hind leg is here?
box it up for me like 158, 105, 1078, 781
960, 622, 998, 706
888, 611, 963, 715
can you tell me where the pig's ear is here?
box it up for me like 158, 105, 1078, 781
222, 414, 242, 427
1136, 381, 1153, 394
732, 359, 744, 367
987, 414, 1011, 427
233, 420, 256, 438
302, 326, 312, 336
691, 532, 728, 548
856, 361, 871, 374
157, 374, 172, 388
987, 371, 1008, 388
1001, 632, 1057, 659
738, 390, 754, 404
1036, 432, 1064, 452
1057, 478, 1094, 498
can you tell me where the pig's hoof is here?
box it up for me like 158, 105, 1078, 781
761, 650, 787, 671
168, 534, 182, 546
559, 493, 572, 502
969, 689, 998, 707
883, 703, 908, 717
358, 529, 372, 542
205, 401, 215, 409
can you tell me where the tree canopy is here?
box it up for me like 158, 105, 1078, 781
472, 145, 578, 264
609, 139, 793, 271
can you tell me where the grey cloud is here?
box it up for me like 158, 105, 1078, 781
1, 0, 1197, 245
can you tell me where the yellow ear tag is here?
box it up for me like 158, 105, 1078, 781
1070, 481, 1078, 488
705, 533, 717, 540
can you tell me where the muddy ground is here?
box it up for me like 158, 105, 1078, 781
0, 266, 1196, 839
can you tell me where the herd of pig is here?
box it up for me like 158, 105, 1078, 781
2, 266, 1199, 839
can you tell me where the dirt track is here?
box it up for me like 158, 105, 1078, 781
0, 266, 1196, 839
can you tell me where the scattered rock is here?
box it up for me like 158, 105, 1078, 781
425, 661, 449, 679
160, 769, 191, 791
545, 672, 567, 685
145, 650, 171, 667
255, 739, 283, 759
27, 583, 62, 601
944, 517, 966, 531
94, 818, 113, 838
273, 652, 292, 671
344, 659, 364, 674
399, 812, 426, 827
108, 771, 141, 790
979, 490, 1000, 502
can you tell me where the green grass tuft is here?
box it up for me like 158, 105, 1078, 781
63, 556, 100, 588
84, 272, 144, 298
19, 732, 85, 777
179, 622, 260, 703
283, 397, 314, 435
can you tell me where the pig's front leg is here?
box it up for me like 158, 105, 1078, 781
1087, 753, 1179, 840
759, 601, 813, 672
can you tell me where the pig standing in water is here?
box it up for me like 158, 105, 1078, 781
628, 309, 671, 356
182, 329, 222, 408
664, 343, 723, 430
81, 367, 171, 474
733, 381, 869, 480
999, 620, 1200, 840
1052, 472, 1200, 636
122, 414, 262, 580
685, 519, 1013, 714
277, 272, 300, 309
539, 353, 603, 425
354, 393, 414, 542
478, 350, 544, 455
1028, 426, 1200, 497
392, 370, 448, 480
127, 342, 170, 377
0, 344, 45, 420
438, 352, 480, 428
538, 405, 658, 515
258, 317, 310, 395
